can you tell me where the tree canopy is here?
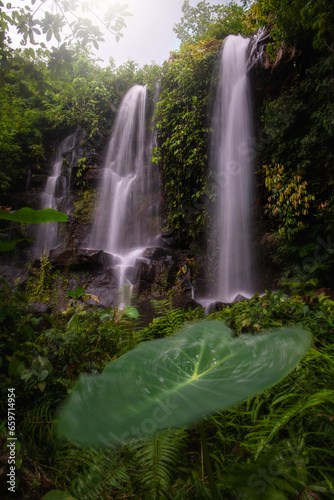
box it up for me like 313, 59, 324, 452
173, 0, 248, 43
0, 0, 131, 55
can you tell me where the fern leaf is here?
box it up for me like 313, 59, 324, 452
132, 430, 187, 497
253, 390, 334, 459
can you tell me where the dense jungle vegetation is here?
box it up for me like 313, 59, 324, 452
1, 0, 334, 499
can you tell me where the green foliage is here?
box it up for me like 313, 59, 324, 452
0, 31, 162, 197
1, 278, 333, 499
262, 163, 315, 236
55, 446, 130, 499
73, 189, 97, 224
252, 0, 334, 52
155, 38, 219, 239
146, 299, 199, 337
0, 0, 130, 54
26, 252, 54, 303
0, 54, 47, 194
208, 290, 334, 340
43, 58, 116, 131
43, 491, 76, 500
0, 208, 68, 251
156, 2, 253, 244
0, 207, 68, 224
174, 1, 248, 43
202, 1, 254, 41
130, 430, 187, 497
257, 46, 334, 283
58, 321, 311, 447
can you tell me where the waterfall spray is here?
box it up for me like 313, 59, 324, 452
34, 133, 76, 258
211, 35, 255, 302
89, 84, 160, 306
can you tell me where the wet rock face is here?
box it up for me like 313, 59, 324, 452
249, 35, 300, 105
85, 268, 120, 308
48, 248, 117, 268
133, 247, 178, 297
142, 247, 169, 259
82, 167, 102, 187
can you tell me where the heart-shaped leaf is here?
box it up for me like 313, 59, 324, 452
58, 321, 312, 447
0, 207, 68, 223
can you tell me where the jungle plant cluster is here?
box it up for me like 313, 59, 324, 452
262, 163, 315, 235
0, 271, 334, 499
153, 38, 219, 244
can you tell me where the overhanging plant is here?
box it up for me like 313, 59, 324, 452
57, 320, 312, 497
0, 207, 68, 251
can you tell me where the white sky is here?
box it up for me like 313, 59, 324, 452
96, 0, 233, 67
9, 0, 239, 68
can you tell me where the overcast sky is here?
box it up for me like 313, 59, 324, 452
94, 0, 235, 68
9, 0, 239, 68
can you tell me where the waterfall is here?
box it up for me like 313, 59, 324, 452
33, 133, 76, 258
210, 35, 255, 302
89, 84, 159, 306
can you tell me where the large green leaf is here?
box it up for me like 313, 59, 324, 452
0, 236, 35, 252
58, 321, 312, 447
0, 207, 68, 223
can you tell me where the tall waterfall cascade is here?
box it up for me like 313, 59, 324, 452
89, 84, 160, 306
210, 34, 255, 302
34, 133, 76, 258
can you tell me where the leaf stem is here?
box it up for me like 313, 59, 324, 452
198, 420, 220, 500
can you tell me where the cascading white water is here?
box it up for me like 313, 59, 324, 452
34, 133, 76, 257
211, 34, 254, 302
89, 84, 159, 306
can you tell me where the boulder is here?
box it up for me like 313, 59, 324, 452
135, 261, 156, 294
232, 293, 249, 303
142, 247, 169, 260
172, 294, 203, 311
48, 247, 119, 268
84, 268, 119, 308
206, 301, 229, 315
28, 301, 50, 315
154, 256, 178, 289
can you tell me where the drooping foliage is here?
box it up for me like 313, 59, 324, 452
154, 4, 251, 246
153, 39, 218, 243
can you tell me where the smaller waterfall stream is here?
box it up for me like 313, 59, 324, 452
89, 84, 159, 306
33, 133, 76, 258
210, 34, 255, 302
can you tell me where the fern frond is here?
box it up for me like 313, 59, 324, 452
22, 402, 57, 446
253, 390, 334, 459
148, 300, 186, 337
74, 452, 131, 499
55, 446, 131, 499
151, 298, 173, 315
132, 430, 187, 497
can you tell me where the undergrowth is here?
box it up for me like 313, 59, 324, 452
0, 274, 333, 499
